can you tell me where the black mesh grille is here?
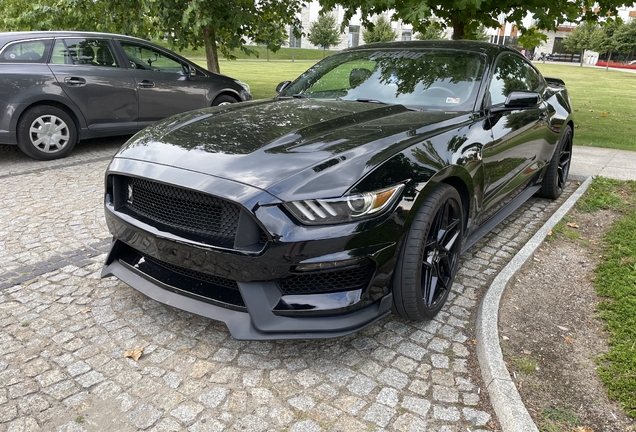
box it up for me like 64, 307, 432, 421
277, 265, 374, 295
123, 177, 240, 248
142, 253, 239, 290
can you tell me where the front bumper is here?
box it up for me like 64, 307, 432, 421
101, 157, 403, 340
102, 248, 393, 340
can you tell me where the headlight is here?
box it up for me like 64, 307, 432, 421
284, 184, 404, 225
236, 80, 250, 94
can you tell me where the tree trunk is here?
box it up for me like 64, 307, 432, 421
267, 48, 270, 61
203, 25, 220, 73
323, 46, 326, 58
580, 50, 584, 67
606, 51, 612, 71
451, 17, 466, 40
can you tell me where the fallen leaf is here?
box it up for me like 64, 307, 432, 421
523, 349, 532, 355
573, 427, 595, 432
513, 306, 520, 310
547, 230, 553, 236
81, 308, 91, 314
124, 346, 144, 361
564, 336, 575, 344
566, 222, 579, 229
601, 112, 607, 117
589, 109, 594, 112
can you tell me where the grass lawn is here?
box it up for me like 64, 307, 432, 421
191, 60, 317, 100
577, 177, 636, 418
535, 64, 636, 151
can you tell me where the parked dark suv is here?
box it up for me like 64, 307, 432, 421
0, 31, 252, 160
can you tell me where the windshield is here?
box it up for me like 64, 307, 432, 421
281, 48, 486, 111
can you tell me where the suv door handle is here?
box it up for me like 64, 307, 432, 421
138, 80, 155, 88
64, 77, 86, 87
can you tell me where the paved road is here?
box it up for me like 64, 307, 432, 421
0, 138, 577, 431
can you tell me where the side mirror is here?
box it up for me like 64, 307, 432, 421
276, 81, 292, 94
489, 91, 541, 114
504, 91, 540, 108
189, 65, 197, 78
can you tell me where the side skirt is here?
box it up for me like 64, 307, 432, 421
462, 185, 541, 253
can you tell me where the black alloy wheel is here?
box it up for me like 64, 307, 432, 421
538, 125, 572, 199
393, 183, 463, 320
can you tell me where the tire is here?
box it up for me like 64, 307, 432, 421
212, 94, 239, 106
538, 125, 572, 199
17, 105, 77, 161
393, 183, 464, 320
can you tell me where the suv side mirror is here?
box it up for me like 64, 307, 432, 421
189, 65, 197, 77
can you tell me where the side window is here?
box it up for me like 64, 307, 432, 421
0, 39, 52, 63
488, 54, 539, 105
50, 38, 117, 67
120, 41, 185, 74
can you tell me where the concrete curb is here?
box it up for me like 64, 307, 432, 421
475, 175, 593, 432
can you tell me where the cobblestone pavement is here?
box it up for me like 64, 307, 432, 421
0, 139, 577, 432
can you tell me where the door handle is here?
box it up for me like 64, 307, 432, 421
64, 77, 86, 87
138, 80, 155, 88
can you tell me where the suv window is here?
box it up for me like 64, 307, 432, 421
488, 54, 542, 105
120, 41, 185, 74
51, 38, 117, 67
0, 39, 53, 63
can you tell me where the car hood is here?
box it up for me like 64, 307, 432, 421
114, 98, 469, 201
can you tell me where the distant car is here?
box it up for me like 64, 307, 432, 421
102, 41, 574, 340
0, 31, 252, 160
628, 60, 636, 65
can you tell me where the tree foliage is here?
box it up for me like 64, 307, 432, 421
590, 20, 621, 70
563, 23, 597, 66
461, 24, 489, 41
517, 27, 548, 50
0, 0, 302, 74
317, 0, 630, 41
362, 15, 398, 44
614, 20, 636, 56
251, 19, 289, 61
415, 19, 444, 40
307, 13, 341, 57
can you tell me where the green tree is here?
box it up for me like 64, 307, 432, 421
317, 0, 628, 41
517, 27, 548, 52
563, 23, 597, 66
614, 20, 636, 58
462, 24, 489, 41
415, 19, 444, 40
362, 15, 398, 44
0, 0, 150, 36
307, 13, 341, 57
149, 0, 302, 73
252, 19, 289, 61
590, 20, 621, 71
0, 0, 302, 74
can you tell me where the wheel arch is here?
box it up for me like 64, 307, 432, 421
17, 100, 83, 143
413, 165, 476, 236
210, 90, 241, 106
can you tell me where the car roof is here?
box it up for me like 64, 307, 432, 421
341, 39, 520, 58
0, 30, 151, 47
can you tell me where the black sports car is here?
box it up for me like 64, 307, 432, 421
102, 41, 573, 340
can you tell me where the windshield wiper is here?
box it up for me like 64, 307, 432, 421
354, 98, 389, 105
